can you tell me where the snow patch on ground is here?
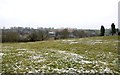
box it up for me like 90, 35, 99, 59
62, 40, 76, 42
0, 53, 4, 56
57, 50, 84, 59
114, 40, 120, 42
17, 48, 27, 50
30, 55, 44, 60
26, 50, 35, 54
34, 59, 46, 63
62, 40, 79, 44
69, 41, 79, 44
86, 40, 110, 45
0, 53, 4, 59
50, 49, 99, 65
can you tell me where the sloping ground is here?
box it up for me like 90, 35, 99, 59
1, 36, 120, 74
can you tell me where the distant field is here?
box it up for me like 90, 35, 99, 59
1, 36, 120, 74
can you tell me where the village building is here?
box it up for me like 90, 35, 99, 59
48, 31, 56, 40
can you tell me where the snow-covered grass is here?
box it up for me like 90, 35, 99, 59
1, 36, 119, 74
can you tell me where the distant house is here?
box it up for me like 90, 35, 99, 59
48, 31, 56, 40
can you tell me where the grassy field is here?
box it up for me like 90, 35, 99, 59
1, 36, 120, 74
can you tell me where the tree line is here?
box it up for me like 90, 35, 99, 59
1, 23, 120, 42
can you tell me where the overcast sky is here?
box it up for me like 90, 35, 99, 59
0, 0, 119, 29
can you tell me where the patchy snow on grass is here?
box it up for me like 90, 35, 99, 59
18, 51, 25, 54
30, 55, 44, 60
17, 48, 27, 50
57, 50, 66, 54
69, 41, 79, 44
49, 49, 112, 73
86, 40, 110, 45
26, 50, 35, 54
114, 40, 120, 42
50, 49, 96, 65
2, 36, 119, 74
79, 60, 93, 64
0, 53, 4, 59
87, 40, 102, 45
34, 59, 46, 63
104, 67, 112, 73
50, 49, 109, 65
3, 48, 117, 73
57, 50, 84, 59
62, 39, 79, 44
28, 71, 34, 73
98, 61, 107, 65
53, 68, 77, 73
0, 53, 4, 56
62, 40, 75, 42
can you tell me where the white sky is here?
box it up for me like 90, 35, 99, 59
0, 0, 119, 29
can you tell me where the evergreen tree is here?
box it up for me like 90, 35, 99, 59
100, 25, 105, 36
111, 23, 116, 35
